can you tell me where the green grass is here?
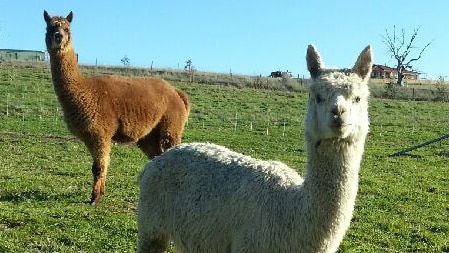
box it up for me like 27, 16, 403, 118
0, 63, 448, 252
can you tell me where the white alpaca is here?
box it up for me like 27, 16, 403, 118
137, 44, 372, 253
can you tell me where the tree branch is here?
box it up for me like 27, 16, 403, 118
383, 26, 433, 69
402, 27, 419, 61
404, 39, 433, 67
382, 26, 401, 61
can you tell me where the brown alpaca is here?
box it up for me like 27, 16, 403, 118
43, 11, 190, 205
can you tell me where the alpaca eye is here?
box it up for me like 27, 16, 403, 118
315, 94, 324, 103
64, 28, 69, 33
353, 96, 361, 103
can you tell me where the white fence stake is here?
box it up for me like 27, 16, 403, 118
234, 112, 238, 131
283, 121, 286, 136
6, 93, 9, 117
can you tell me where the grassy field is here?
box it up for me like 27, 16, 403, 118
0, 63, 448, 252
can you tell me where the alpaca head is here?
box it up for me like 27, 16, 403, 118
305, 44, 372, 143
44, 10, 73, 52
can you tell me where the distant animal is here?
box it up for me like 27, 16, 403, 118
269, 70, 292, 78
137, 44, 372, 252
43, 11, 190, 205
269, 70, 283, 78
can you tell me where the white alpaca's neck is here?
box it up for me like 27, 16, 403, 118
299, 136, 365, 251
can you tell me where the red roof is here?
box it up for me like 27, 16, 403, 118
372, 64, 418, 75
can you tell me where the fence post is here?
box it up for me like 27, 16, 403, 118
234, 112, 238, 131
283, 121, 286, 136
6, 93, 9, 116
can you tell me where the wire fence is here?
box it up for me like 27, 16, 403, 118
1, 61, 449, 147
0, 82, 305, 140
2, 61, 449, 101
0, 101, 305, 139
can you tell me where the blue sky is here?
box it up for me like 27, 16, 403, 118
0, 1, 447, 79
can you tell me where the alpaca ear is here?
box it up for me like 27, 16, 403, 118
306, 44, 323, 79
67, 11, 73, 23
353, 45, 373, 80
44, 10, 51, 23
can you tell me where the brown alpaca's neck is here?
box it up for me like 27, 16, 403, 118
48, 45, 84, 95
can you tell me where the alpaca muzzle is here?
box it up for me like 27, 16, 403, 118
54, 32, 63, 44
332, 115, 344, 128
331, 106, 345, 127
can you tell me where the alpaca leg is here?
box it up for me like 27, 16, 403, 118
89, 141, 112, 205
159, 123, 182, 152
137, 234, 169, 253
160, 131, 181, 152
137, 129, 163, 159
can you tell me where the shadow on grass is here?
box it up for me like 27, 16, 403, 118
0, 190, 83, 203
401, 153, 423, 159
389, 153, 423, 158
436, 150, 449, 157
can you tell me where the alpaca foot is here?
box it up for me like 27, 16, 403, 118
90, 194, 100, 205
90, 175, 106, 205
137, 237, 169, 253
90, 187, 104, 205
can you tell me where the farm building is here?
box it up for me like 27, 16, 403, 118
0, 49, 46, 62
371, 64, 419, 80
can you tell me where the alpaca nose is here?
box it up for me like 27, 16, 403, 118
331, 105, 347, 128
331, 106, 346, 116
54, 32, 63, 43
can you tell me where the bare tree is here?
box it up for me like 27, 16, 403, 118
382, 26, 433, 86
184, 59, 194, 72
184, 59, 196, 83
121, 55, 130, 67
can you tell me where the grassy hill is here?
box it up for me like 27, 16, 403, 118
0, 62, 448, 252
